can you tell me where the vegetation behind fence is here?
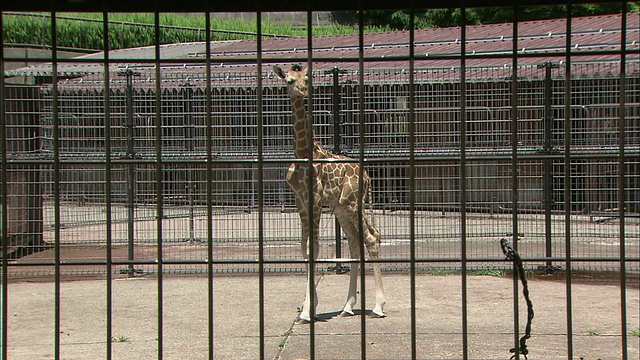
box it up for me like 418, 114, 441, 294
2, 12, 396, 52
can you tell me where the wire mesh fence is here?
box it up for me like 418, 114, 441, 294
1, 59, 638, 276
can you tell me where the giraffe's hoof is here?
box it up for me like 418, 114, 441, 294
295, 317, 311, 325
338, 311, 354, 317
368, 311, 386, 318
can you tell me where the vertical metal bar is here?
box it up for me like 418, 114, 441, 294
305, 7, 316, 359
509, 5, 521, 358
459, 6, 469, 360
356, 6, 367, 359
120, 68, 137, 276
256, 8, 266, 360
408, 7, 417, 360
153, 11, 164, 360
183, 84, 196, 243
119, 23, 125, 50
41, 13, 47, 48
332, 67, 342, 156
331, 67, 344, 272
617, 4, 628, 359
50, 10, 62, 360
563, 5, 574, 359
204, 10, 215, 360
543, 63, 553, 152
102, 9, 114, 360
542, 61, 554, 268
0, 11, 8, 360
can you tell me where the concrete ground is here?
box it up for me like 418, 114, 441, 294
2, 273, 639, 360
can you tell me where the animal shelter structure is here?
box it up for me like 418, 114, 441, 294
2, 12, 638, 274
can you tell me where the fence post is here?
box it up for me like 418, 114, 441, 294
118, 68, 140, 276
539, 61, 559, 270
182, 82, 197, 243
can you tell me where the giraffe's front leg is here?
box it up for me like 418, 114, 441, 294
297, 199, 322, 324
298, 234, 320, 324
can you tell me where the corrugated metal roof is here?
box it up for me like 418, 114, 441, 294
3, 41, 240, 78
209, 13, 638, 69
4, 13, 638, 81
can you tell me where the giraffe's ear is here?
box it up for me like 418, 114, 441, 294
304, 67, 309, 76
273, 65, 286, 79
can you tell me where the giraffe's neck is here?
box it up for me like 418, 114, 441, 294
291, 96, 314, 159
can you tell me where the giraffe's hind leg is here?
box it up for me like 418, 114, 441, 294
361, 213, 386, 318
334, 207, 360, 317
334, 206, 386, 318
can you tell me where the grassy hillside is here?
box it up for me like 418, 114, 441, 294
2, 12, 391, 51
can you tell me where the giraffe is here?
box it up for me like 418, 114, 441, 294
273, 64, 386, 324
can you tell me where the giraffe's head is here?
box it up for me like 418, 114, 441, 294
273, 64, 309, 99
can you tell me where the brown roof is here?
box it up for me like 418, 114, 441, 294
212, 13, 638, 70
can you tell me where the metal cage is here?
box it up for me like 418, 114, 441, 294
1, 2, 639, 360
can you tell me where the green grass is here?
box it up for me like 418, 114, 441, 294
585, 329, 601, 336
3, 12, 391, 51
111, 335, 129, 343
278, 330, 292, 348
629, 329, 640, 338
426, 266, 454, 276
469, 269, 507, 277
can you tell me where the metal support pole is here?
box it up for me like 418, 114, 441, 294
182, 82, 197, 243
118, 68, 140, 276
539, 61, 559, 270
326, 66, 348, 274
331, 66, 344, 156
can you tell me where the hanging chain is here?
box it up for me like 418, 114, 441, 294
500, 237, 534, 360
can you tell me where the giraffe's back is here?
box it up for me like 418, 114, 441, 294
319, 158, 369, 209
